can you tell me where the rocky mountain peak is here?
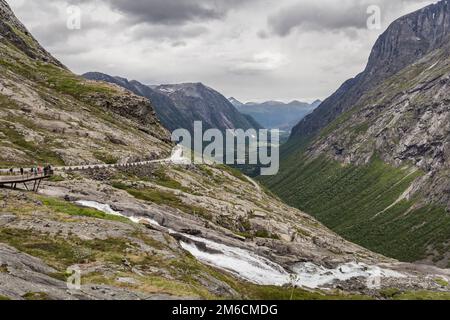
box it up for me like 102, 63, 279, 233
366, 0, 450, 77
290, 0, 450, 141
156, 82, 212, 98
228, 97, 244, 107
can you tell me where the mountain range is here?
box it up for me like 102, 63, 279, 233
229, 98, 321, 131
83, 72, 260, 133
266, 0, 450, 267
1, 0, 450, 300
0, 0, 403, 300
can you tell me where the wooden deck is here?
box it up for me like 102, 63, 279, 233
0, 174, 51, 192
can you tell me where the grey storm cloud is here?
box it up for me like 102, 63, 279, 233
7, 0, 436, 102
268, 2, 367, 36
267, 0, 431, 36
130, 24, 209, 41
109, 0, 223, 25
36, 0, 213, 43
32, 16, 104, 46
69, 0, 256, 25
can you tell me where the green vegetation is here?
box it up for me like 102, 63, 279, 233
39, 196, 130, 223
37, 64, 114, 100
379, 288, 401, 299
0, 45, 113, 101
0, 264, 7, 273
115, 166, 192, 193
112, 183, 212, 220
0, 38, 158, 139
434, 278, 449, 287
238, 284, 370, 300
218, 164, 249, 183
351, 122, 370, 135
260, 46, 450, 265
0, 40, 119, 115
5, 22, 39, 51
266, 155, 450, 262
393, 291, 450, 300
0, 122, 65, 166
48, 175, 65, 182
0, 296, 11, 301
197, 165, 227, 185
0, 228, 130, 270
254, 229, 280, 240
22, 292, 49, 301
379, 288, 450, 300
0, 93, 20, 110
150, 168, 190, 192
93, 151, 119, 165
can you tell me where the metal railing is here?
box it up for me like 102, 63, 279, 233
0, 171, 53, 182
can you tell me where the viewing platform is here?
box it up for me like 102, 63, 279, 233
0, 173, 52, 192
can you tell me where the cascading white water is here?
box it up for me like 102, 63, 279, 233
75, 200, 405, 288
179, 236, 290, 286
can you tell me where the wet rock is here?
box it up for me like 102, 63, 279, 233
171, 233, 222, 255
64, 195, 77, 202
180, 229, 202, 236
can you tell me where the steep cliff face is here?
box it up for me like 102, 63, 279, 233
309, 45, 450, 189
267, 0, 450, 266
83, 72, 186, 132
290, 0, 450, 141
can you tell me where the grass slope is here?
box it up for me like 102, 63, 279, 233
265, 154, 450, 263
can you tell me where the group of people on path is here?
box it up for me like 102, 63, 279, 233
7, 165, 53, 177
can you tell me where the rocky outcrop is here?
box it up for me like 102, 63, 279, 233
83, 72, 185, 132
83, 83, 169, 142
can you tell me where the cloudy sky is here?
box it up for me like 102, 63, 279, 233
8, 0, 434, 102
